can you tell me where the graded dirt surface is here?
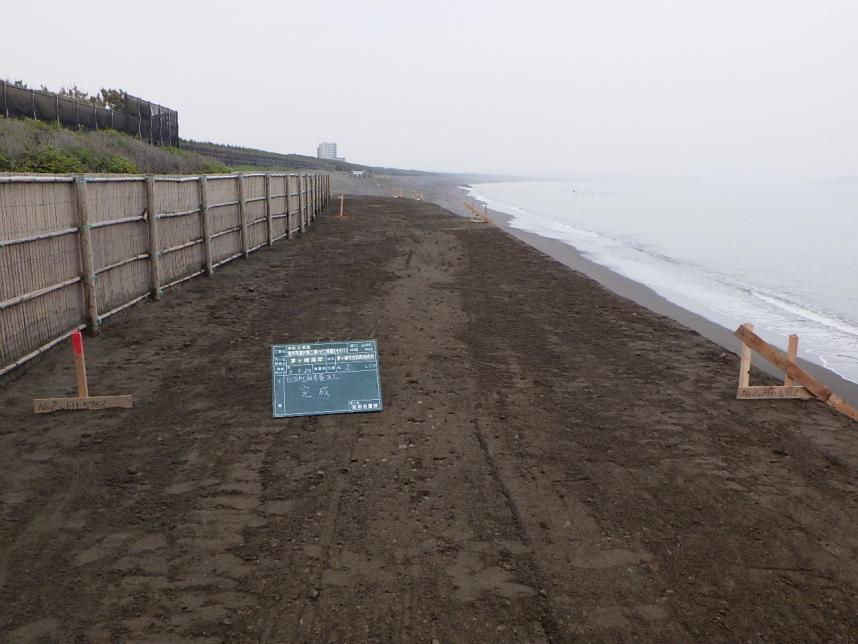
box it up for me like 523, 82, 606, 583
2, 197, 858, 643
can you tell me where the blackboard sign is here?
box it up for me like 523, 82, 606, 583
271, 340, 383, 418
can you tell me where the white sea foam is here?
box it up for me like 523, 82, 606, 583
467, 180, 858, 383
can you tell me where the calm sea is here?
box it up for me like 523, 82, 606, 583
468, 180, 858, 384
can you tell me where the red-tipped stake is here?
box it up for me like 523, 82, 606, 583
71, 330, 89, 398
32, 332, 133, 414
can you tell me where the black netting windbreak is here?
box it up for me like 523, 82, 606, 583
1, 83, 178, 146
33, 92, 58, 122
4, 84, 36, 118
79, 104, 98, 129
57, 97, 79, 128
95, 108, 112, 130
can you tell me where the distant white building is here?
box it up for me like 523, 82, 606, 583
317, 142, 338, 160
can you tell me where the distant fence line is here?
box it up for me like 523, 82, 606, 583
181, 140, 358, 172
0, 172, 331, 376
0, 82, 179, 146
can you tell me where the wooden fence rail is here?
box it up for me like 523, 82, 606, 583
0, 172, 331, 377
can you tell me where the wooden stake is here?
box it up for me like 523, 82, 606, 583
339, 194, 344, 218
738, 323, 753, 390
784, 334, 798, 386
72, 330, 88, 398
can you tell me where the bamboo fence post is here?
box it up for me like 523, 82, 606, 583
298, 175, 305, 233
309, 175, 314, 223
305, 174, 311, 227
306, 175, 311, 225
74, 177, 100, 334
238, 174, 249, 257
145, 176, 162, 300
199, 175, 214, 275
265, 173, 274, 246
285, 175, 292, 239
310, 175, 315, 221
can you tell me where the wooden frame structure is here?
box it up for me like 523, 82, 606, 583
32, 331, 132, 414
735, 323, 858, 422
464, 202, 490, 223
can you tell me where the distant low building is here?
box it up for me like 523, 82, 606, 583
317, 142, 338, 160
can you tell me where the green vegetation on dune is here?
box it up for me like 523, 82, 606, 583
0, 116, 442, 177
0, 118, 229, 175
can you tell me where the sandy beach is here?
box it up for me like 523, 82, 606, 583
331, 172, 858, 407
2, 196, 858, 641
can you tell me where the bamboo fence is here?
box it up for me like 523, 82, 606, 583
0, 172, 331, 377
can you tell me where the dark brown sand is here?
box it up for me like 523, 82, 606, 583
2, 197, 858, 642
330, 171, 858, 406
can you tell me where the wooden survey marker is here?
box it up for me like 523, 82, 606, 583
33, 331, 133, 414
271, 340, 383, 418
734, 323, 858, 422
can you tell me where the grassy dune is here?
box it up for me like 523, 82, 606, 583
0, 118, 229, 175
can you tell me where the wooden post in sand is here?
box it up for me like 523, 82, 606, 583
784, 335, 799, 387
339, 194, 344, 218
72, 328, 89, 398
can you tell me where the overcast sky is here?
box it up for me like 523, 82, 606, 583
3, 0, 857, 180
